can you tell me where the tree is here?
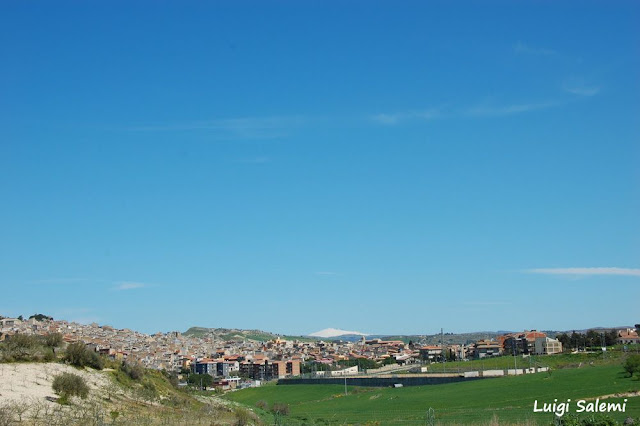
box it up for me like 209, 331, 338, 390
382, 356, 397, 365
623, 354, 640, 378
187, 373, 213, 389
52, 372, 89, 402
29, 313, 53, 322
42, 333, 63, 348
271, 403, 290, 416
2, 334, 40, 361
605, 330, 618, 346
586, 330, 600, 348
570, 331, 581, 350
64, 342, 104, 370
557, 333, 570, 351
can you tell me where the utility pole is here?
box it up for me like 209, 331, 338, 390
344, 375, 347, 396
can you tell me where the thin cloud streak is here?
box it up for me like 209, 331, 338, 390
374, 100, 558, 125
514, 41, 557, 56
372, 109, 441, 125
563, 85, 600, 97
466, 101, 558, 117
526, 267, 640, 277
127, 115, 308, 139
113, 281, 149, 291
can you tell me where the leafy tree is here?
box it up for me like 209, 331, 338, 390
338, 358, 378, 370
29, 313, 53, 321
187, 373, 214, 389
52, 372, 89, 402
556, 333, 570, 351
605, 330, 618, 346
570, 331, 581, 350
2, 334, 40, 361
585, 330, 600, 348
42, 333, 63, 348
382, 357, 397, 365
623, 354, 640, 378
63, 342, 104, 370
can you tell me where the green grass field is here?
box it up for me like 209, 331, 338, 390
413, 351, 628, 374
225, 364, 640, 425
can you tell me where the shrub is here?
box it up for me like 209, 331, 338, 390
121, 362, 145, 381
255, 400, 268, 410
234, 407, 251, 426
42, 333, 63, 348
1, 334, 40, 361
138, 380, 159, 401
52, 372, 89, 401
187, 372, 214, 388
271, 402, 290, 416
623, 354, 640, 378
64, 342, 104, 370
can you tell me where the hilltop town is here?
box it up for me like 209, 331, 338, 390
1, 315, 638, 391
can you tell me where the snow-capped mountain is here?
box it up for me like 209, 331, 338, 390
308, 328, 368, 338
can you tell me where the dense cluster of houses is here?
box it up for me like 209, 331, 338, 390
1, 316, 638, 389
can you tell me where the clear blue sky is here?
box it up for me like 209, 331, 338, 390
1, 1, 638, 335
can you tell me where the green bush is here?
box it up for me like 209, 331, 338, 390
623, 354, 640, 378
187, 372, 214, 389
122, 362, 145, 381
63, 342, 104, 370
42, 333, 63, 348
52, 372, 89, 401
137, 380, 159, 401
1, 334, 41, 361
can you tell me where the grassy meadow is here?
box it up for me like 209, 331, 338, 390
226, 363, 640, 425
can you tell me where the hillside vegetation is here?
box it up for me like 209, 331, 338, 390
0, 335, 261, 425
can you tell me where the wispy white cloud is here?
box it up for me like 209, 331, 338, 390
372, 109, 441, 125
375, 100, 558, 124
466, 101, 558, 117
112, 281, 149, 291
563, 84, 600, 97
127, 115, 307, 139
526, 267, 640, 277
514, 42, 557, 56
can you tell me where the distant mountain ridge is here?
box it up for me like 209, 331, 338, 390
182, 325, 634, 344
182, 326, 318, 342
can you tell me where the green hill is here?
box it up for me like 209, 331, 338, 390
183, 326, 317, 342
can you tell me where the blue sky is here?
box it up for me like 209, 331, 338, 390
1, 1, 638, 335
